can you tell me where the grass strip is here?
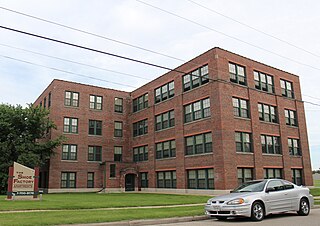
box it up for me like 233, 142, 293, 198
0, 205, 204, 226
310, 188, 320, 197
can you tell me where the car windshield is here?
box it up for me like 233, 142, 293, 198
232, 180, 267, 193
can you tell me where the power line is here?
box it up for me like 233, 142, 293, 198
186, 0, 320, 60
0, 54, 139, 89
136, 0, 320, 72
0, 43, 151, 81
0, 6, 185, 63
303, 94, 320, 101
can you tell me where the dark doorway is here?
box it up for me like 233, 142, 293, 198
125, 174, 135, 191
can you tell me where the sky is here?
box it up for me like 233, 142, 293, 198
0, 0, 319, 170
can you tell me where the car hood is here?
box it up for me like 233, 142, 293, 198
208, 192, 260, 202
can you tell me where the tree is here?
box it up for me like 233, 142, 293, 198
0, 104, 64, 194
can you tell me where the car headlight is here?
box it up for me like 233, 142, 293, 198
227, 198, 245, 205
207, 200, 212, 205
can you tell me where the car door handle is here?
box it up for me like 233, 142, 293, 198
284, 193, 288, 195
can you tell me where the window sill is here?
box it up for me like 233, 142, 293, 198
133, 134, 148, 138
234, 116, 251, 121
63, 132, 79, 135
132, 107, 149, 114
286, 125, 299, 128
89, 108, 103, 112
156, 157, 176, 161
262, 153, 282, 157
260, 121, 279, 126
64, 105, 79, 109
88, 134, 103, 137
290, 155, 302, 158
155, 126, 175, 133
184, 117, 211, 125
236, 152, 253, 155
87, 161, 102, 163
183, 82, 210, 94
185, 152, 212, 158
154, 96, 175, 106
61, 160, 78, 162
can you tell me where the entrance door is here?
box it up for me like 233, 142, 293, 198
125, 174, 135, 191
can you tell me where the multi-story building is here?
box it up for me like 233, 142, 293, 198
34, 47, 313, 193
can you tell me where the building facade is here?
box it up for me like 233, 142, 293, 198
34, 47, 313, 193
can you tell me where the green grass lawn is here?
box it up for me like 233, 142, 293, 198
310, 188, 320, 196
314, 180, 320, 187
0, 193, 209, 211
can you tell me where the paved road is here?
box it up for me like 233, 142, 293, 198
153, 208, 320, 226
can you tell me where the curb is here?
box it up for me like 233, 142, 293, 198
59, 215, 208, 226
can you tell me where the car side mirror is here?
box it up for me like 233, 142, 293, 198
266, 187, 275, 193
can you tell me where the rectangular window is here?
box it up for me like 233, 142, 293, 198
114, 97, 123, 113
65, 91, 79, 107
258, 103, 277, 123
48, 92, 51, 108
285, 109, 298, 126
187, 168, 214, 189
87, 172, 94, 188
43, 97, 47, 109
140, 172, 148, 188
157, 171, 176, 188
233, 97, 249, 118
88, 146, 102, 161
155, 110, 175, 131
183, 65, 209, 91
114, 146, 122, 162
292, 169, 303, 185
261, 135, 281, 154
184, 98, 211, 123
89, 120, 102, 135
229, 62, 246, 85
185, 132, 212, 155
62, 144, 77, 160
114, 121, 123, 137
89, 95, 103, 110
156, 140, 176, 159
235, 132, 252, 153
110, 164, 116, 178
280, 79, 294, 98
133, 145, 148, 162
264, 168, 282, 179
133, 119, 148, 137
61, 172, 76, 188
288, 138, 301, 156
254, 71, 274, 93
63, 117, 78, 133
133, 93, 148, 112
154, 81, 174, 104
237, 168, 253, 184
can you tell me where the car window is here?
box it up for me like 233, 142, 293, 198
282, 180, 294, 190
233, 180, 267, 192
266, 180, 284, 191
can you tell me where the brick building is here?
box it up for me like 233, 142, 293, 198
34, 47, 313, 193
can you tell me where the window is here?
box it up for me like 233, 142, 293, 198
65, 91, 79, 107
233, 97, 249, 118
157, 171, 176, 188
133, 119, 148, 137
258, 103, 277, 123
89, 95, 102, 110
280, 79, 294, 98
254, 71, 274, 93
110, 164, 116, 178
155, 110, 175, 131
62, 144, 77, 160
61, 172, 76, 188
285, 109, 297, 126
48, 92, 51, 108
133, 93, 148, 112
288, 138, 301, 156
185, 132, 212, 155
156, 140, 176, 159
114, 97, 123, 113
114, 121, 123, 137
261, 135, 281, 154
133, 145, 148, 162
187, 169, 214, 189
264, 168, 282, 179
114, 146, 122, 162
183, 65, 209, 91
235, 132, 252, 153
87, 172, 94, 188
89, 120, 102, 135
229, 62, 246, 85
43, 97, 47, 108
292, 169, 303, 185
238, 168, 253, 184
184, 98, 210, 123
155, 81, 174, 103
88, 146, 102, 161
63, 117, 78, 133
140, 172, 148, 188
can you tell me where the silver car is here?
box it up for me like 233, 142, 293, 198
205, 179, 314, 221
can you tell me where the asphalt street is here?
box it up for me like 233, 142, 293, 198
152, 208, 320, 226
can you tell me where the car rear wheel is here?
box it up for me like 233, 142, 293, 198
297, 198, 310, 216
251, 201, 264, 221
216, 216, 228, 220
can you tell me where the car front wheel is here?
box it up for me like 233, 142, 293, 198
251, 201, 264, 221
297, 198, 310, 216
